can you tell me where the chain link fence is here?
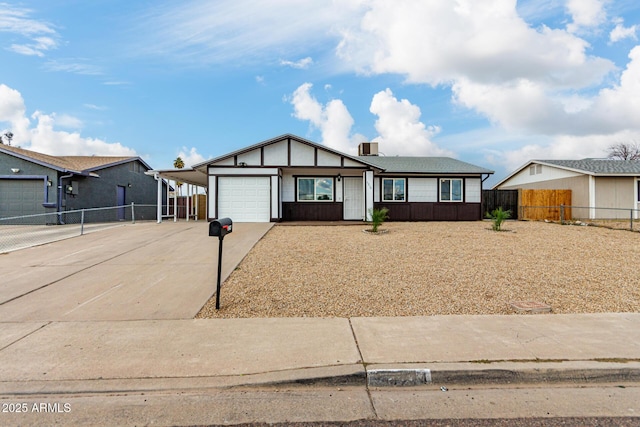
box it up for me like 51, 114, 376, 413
0, 204, 163, 253
520, 205, 640, 232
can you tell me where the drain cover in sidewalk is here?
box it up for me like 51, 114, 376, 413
510, 301, 552, 314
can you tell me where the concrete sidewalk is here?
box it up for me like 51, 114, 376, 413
1, 313, 639, 396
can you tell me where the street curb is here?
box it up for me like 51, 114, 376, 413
365, 361, 640, 387
2, 362, 639, 396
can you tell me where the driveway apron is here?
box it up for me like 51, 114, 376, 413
0, 221, 272, 321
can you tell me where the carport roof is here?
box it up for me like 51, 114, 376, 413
146, 168, 208, 187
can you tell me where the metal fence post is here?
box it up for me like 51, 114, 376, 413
131, 202, 135, 224
80, 209, 85, 235
560, 204, 564, 224
631, 209, 634, 231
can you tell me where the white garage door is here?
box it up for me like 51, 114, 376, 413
218, 177, 271, 222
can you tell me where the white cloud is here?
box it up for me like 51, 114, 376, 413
610, 20, 637, 43
83, 104, 107, 111
452, 44, 640, 137
28, 112, 137, 156
565, 0, 608, 33
369, 89, 453, 157
290, 83, 358, 154
494, 131, 640, 172
0, 4, 59, 56
53, 113, 83, 130
290, 84, 452, 157
0, 84, 136, 156
177, 147, 206, 168
337, 0, 613, 89
43, 59, 104, 76
139, 0, 364, 65
280, 57, 313, 69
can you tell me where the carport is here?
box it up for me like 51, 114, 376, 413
146, 168, 208, 223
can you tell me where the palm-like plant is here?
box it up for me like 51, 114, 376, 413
369, 207, 389, 232
486, 207, 512, 231
173, 156, 185, 195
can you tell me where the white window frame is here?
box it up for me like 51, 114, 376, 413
297, 177, 334, 202
440, 178, 463, 202
382, 178, 406, 202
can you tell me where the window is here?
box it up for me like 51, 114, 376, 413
382, 178, 405, 201
440, 178, 463, 202
297, 178, 333, 201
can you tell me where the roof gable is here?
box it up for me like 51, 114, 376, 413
193, 134, 378, 170
494, 158, 640, 189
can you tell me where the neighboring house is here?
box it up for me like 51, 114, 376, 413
494, 159, 640, 219
152, 134, 494, 222
0, 144, 168, 220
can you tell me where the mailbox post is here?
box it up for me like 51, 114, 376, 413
209, 218, 233, 309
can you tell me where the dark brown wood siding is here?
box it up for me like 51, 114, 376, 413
282, 202, 343, 221
374, 202, 482, 221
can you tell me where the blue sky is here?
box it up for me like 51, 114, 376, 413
1, 0, 640, 186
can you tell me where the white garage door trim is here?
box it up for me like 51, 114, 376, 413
217, 177, 271, 222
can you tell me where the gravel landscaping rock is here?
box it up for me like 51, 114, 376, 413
196, 221, 640, 319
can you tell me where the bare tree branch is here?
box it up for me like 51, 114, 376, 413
607, 142, 640, 160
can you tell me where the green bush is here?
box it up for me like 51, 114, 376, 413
486, 207, 512, 231
369, 207, 389, 232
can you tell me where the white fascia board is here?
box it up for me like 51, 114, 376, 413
208, 167, 279, 176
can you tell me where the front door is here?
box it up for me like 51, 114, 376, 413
117, 185, 126, 220
343, 177, 364, 220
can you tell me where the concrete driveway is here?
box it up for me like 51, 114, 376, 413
0, 221, 272, 321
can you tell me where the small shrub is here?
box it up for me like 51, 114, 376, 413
486, 207, 512, 231
369, 207, 389, 232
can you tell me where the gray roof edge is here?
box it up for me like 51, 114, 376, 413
83, 156, 151, 172
357, 156, 494, 174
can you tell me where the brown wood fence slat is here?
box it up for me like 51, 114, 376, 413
519, 189, 571, 221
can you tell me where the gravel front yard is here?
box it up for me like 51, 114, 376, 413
196, 221, 640, 318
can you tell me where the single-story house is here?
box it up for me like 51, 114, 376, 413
494, 159, 640, 219
151, 134, 494, 222
0, 144, 168, 221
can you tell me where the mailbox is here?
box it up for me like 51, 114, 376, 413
209, 217, 233, 239
210, 217, 233, 310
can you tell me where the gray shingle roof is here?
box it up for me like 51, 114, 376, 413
538, 159, 640, 175
356, 156, 494, 174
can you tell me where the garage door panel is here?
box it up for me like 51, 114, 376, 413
218, 177, 271, 222
0, 179, 45, 218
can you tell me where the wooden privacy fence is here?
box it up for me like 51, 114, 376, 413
482, 189, 519, 219
519, 189, 572, 221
